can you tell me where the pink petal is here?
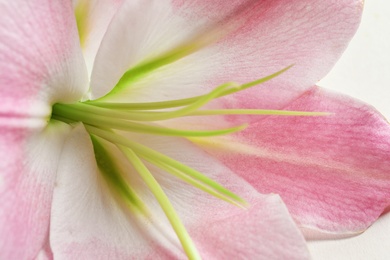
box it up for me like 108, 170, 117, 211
195, 86, 390, 235
91, 0, 362, 103
0, 123, 72, 259
191, 197, 310, 259
0, 0, 87, 257
0, 0, 88, 127
133, 134, 310, 258
50, 126, 309, 259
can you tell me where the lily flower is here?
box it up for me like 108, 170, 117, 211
1, 0, 389, 259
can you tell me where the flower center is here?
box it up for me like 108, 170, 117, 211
57, 3, 331, 258
50, 65, 328, 259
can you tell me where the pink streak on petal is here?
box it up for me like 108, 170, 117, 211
199, 86, 390, 234
192, 195, 310, 260
129, 134, 310, 258
1, 1, 87, 256
50, 126, 309, 259
0, 123, 71, 259
171, 0, 363, 109
0, 0, 88, 124
92, 0, 362, 106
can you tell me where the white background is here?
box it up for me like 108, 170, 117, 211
309, 0, 390, 259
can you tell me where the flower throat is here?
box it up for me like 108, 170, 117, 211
51, 18, 327, 258
51, 64, 328, 259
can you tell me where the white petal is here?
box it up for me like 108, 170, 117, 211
90, 0, 362, 106
73, 0, 123, 76
50, 125, 181, 259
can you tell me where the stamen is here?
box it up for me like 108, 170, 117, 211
86, 65, 293, 110
90, 135, 148, 216
118, 146, 201, 260
144, 156, 247, 209
64, 82, 239, 121
62, 2, 329, 257
53, 104, 247, 137
188, 109, 332, 116
51, 55, 329, 259
85, 125, 247, 207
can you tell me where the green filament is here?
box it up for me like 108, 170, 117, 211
60, 9, 332, 257
86, 65, 293, 110
118, 146, 201, 260
53, 103, 247, 137
188, 109, 332, 116
85, 125, 247, 208
90, 135, 148, 216
63, 82, 239, 121
51, 53, 328, 259
144, 156, 247, 208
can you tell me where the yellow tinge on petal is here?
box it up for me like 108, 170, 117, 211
74, 0, 90, 48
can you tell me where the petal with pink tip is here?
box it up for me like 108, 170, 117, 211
195, 86, 390, 235
0, 0, 88, 126
91, 0, 362, 105
50, 126, 309, 259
